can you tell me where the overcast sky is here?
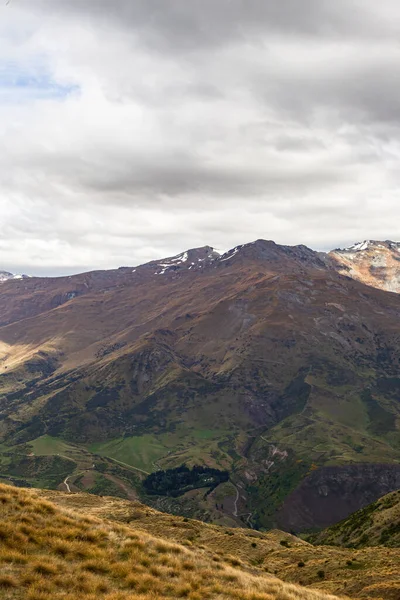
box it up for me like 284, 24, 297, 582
1, 0, 400, 275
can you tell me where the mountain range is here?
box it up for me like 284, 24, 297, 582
0, 239, 399, 532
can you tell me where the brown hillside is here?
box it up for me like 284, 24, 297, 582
1, 240, 400, 530
0, 482, 347, 600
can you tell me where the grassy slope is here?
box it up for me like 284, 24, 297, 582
1, 251, 400, 531
89, 435, 166, 473
309, 490, 400, 549
0, 482, 344, 600
0, 425, 398, 533
0, 434, 243, 528
35, 485, 400, 599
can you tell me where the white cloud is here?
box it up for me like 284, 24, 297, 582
1, 1, 400, 275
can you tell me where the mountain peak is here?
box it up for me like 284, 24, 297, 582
143, 245, 220, 276
335, 239, 400, 254
329, 240, 400, 293
219, 239, 325, 270
0, 270, 29, 282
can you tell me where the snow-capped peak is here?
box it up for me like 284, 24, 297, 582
337, 240, 400, 254
345, 240, 371, 252
0, 271, 29, 282
153, 247, 219, 275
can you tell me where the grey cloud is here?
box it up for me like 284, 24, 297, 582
22, 0, 400, 49
1, 0, 400, 274
256, 56, 400, 126
2, 141, 354, 202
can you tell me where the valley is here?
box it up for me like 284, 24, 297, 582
0, 239, 400, 531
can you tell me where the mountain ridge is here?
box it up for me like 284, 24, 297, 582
0, 238, 400, 532
1, 237, 398, 278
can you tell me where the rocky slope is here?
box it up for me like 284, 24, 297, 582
0, 239, 400, 531
275, 464, 400, 531
329, 240, 400, 293
309, 489, 400, 548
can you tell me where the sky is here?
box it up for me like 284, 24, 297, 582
1, 0, 400, 275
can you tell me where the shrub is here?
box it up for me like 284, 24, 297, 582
317, 570, 325, 579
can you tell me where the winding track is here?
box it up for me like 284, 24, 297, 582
232, 484, 240, 517
105, 456, 150, 475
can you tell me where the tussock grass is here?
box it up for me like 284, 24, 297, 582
0, 575, 18, 588
0, 482, 347, 600
39, 487, 400, 599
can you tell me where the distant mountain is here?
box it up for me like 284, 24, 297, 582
0, 239, 400, 532
329, 240, 400, 293
0, 270, 29, 282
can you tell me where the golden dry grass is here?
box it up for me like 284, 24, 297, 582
0, 483, 346, 600
36, 487, 400, 600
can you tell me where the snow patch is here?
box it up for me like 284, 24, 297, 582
346, 240, 371, 252
169, 251, 188, 263
156, 265, 171, 275
0, 272, 28, 282
220, 246, 241, 262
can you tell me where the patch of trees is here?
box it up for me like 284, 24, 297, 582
143, 465, 229, 497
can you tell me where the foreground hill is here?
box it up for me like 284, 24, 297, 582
2, 482, 400, 599
0, 482, 346, 600
1, 240, 400, 530
310, 489, 400, 549
38, 487, 400, 599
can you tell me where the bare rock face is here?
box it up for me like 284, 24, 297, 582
329, 240, 400, 293
276, 464, 400, 531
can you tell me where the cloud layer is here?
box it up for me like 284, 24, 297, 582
1, 0, 400, 274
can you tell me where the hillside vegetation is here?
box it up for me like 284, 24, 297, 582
1, 240, 400, 529
0, 482, 347, 600
310, 489, 400, 549
6, 483, 398, 600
